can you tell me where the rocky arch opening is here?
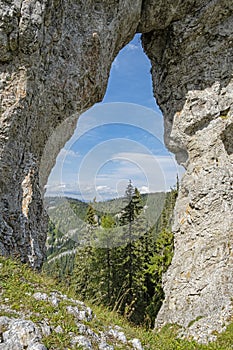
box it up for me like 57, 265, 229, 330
43, 31, 183, 264
44, 34, 183, 202
0, 0, 233, 340
42, 35, 184, 327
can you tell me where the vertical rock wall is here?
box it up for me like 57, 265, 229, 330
142, 0, 233, 341
0, 0, 142, 268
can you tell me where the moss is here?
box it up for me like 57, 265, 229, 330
188, 316, 204, 328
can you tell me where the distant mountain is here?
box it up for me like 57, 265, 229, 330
44, 192, 166, 260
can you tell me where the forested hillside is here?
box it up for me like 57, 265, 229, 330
44, 181, 178, 327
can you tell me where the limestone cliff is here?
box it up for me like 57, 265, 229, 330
0, 0, 142, 268
0, 0, 232, 342
142, 1, 233, 341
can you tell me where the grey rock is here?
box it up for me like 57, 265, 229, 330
76, 323, 99, 342
27, 344, 47, 350
0, 317, 47, 349
67, 305, 93, 322
2, 319, 41, 346
0, 340, 22, 350
71, 335, 93, 350
0, 316, 11, 333
129, 338, 144, 350
99, 342, 114, 350
53, 325, 63, 334
107, 327, 127, 343
142, 1, 233, 340
38, 322, 51, 337
33, 291, 59, 307
0, 0, 142, 271
49, 293, 60, 307
33, 292, 48, 301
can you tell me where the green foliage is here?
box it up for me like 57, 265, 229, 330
188, 316, 204, 328
145, 188, 177, 326
71, 204, 98, 299
86, 204, 98, 226
45, 181, 178, 328
101, 214, 116, 229
66, 181, 178, 327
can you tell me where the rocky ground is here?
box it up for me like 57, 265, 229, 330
1, 257, 233, 349
0, 291, 143, 350
0, 257, 146, 350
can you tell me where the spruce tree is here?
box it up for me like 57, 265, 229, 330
71, 203, 98, 299
92, 214, 116, 304
115, 183, 149, 323
86, 204, 97, 226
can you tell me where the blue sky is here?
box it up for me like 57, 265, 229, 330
103, 35, 159, 110
45, 34, 184, 201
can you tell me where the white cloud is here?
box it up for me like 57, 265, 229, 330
126, 43, 140, 51
96, 185, 110, 192
46, 148, 185, 200
46, 103, 185, 200
112, 57, 120, 70
104, 152, 184, 192
112, 152, 178, 169
45, 183, 66, 190
58, 148, 80, 159
66, 102, 164, 145
139, 186, 149, 194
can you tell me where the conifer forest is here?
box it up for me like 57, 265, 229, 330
44, 180, 178, 328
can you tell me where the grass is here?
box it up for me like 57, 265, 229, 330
0, 256, 232, 349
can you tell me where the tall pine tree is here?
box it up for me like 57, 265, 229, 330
71, 203, 98, 299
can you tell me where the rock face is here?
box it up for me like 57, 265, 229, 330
0, 0, 232, 342
142, 0, 233, 341
0, 0, 142, 268
0, 317, 46, 350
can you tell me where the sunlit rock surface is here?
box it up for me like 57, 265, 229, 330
142, 1, 233, 341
